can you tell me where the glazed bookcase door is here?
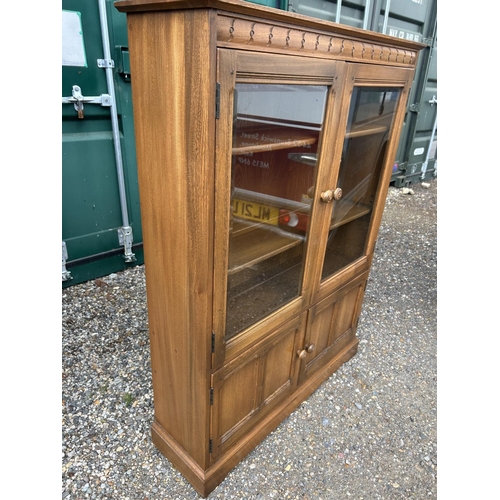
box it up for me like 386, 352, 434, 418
313, 62, 414, 300
213, 49, 346, 367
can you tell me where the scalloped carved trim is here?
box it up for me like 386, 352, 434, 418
217, 15, 416, 66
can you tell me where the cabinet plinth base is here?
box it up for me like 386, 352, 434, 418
152, 337, 359, 497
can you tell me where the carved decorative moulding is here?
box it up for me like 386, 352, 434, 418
216, 15, 418, 66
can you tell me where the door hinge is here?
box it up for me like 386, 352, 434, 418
210, 387, 214, 405
211, 332, 216, 353
117, 226, 137, 263
62, 242, 72, 282
408, 103, 420, 113
209, 438, 213, 454
215, 82, 220, 119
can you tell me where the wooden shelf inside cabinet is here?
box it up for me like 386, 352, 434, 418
232, 125, 319, 155
345, 114, 392, 139
330, 201, 371, 229
345, 124, 388, 139
228, 220, 304, 275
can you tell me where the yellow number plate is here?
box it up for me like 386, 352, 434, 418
233, 198, 279, 225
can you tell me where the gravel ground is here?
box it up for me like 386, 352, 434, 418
62, 179, 437, 499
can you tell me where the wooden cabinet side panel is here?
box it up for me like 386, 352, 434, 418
126, 10, 217, 468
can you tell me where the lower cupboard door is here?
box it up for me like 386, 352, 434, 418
299, 272, 368, 384
210, 314, 306, 459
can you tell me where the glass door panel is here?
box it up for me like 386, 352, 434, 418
226, 83, 328, 339
320, 87, 401, 281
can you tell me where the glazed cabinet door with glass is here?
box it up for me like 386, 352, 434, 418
212, 50, 348, 368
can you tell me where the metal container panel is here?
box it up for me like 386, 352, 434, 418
391, 21, 436, 186
392, 36, 436, 186
62, 0, 143, 286
244, 0, 281, 7
373, 0, 431, 41
282, 0, 370, 28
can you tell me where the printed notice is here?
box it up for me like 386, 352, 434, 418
62, 10, 87, 67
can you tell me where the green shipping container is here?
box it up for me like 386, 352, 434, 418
62, 0, 142, 287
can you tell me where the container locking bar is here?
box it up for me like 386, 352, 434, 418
421, 96, 437, 180
62, 85, 111, 119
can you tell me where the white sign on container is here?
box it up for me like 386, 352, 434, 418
62, 10, 87, 67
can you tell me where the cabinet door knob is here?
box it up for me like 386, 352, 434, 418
307, 344, 316, 353
321, 188, 342, 203
320, 190, 334, 203
297, 349, 308, 359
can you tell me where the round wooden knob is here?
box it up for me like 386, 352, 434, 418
297, 349, 307, 359
320, 190, 334, 203
307, 344, 316, 353
333, 188, 343, 200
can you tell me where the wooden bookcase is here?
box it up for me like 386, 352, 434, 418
114, 0, 423, 495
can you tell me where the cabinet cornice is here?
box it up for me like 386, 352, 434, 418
216, 14, 418, 67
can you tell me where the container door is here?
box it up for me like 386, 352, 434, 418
212, 49, 346, 368
62, 0, 142, 286
394, 32, 437, 185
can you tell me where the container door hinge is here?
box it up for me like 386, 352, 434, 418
62, 242, 72, 282
211, 332, 216, 353
117, 226, 137, 263
209, 438, 213, 454
408, 103, 420, 113
215, 83, 220, 119
210, 387, 214, 405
